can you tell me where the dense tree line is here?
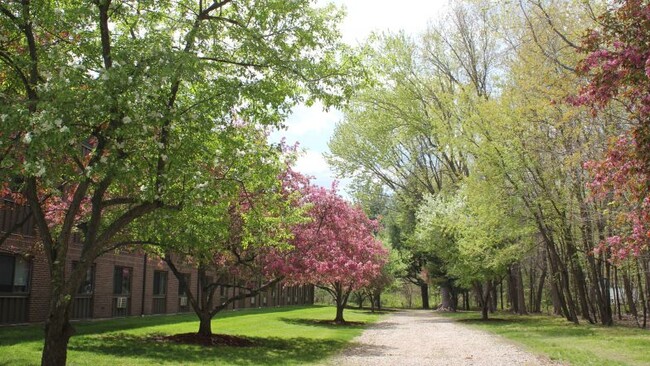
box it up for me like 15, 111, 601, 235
330, 0, 650, 325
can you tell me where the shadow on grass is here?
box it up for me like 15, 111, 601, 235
0, 305, 318, 348
280, 317, 367, 329
68, 332, 346, 365
456, 318, 510, 323
358, 309, 398, 315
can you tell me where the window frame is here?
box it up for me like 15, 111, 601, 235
0, 254, 31, 295
153, 270, 168, 297
178, 273, 190, 297
113, 266, 132, 296
72, 262, 95, 296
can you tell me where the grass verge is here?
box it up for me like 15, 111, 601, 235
0, 305, 384, 366
439, 311, 650, 366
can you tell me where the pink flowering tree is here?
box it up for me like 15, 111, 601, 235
576, 0, 650, 259
268, 184, 388, 324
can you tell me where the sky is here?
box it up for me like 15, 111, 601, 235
271, 0, 449, 194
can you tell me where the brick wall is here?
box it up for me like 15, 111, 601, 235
1, 233, 313, 325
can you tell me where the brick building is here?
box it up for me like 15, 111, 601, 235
0, 200, 314, 325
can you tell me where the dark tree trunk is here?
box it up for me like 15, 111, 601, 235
439, 282, 455, 311
332, 282, 351, 324
499, 280, 504, 311
546, 238, 578, 323
334, 304, 345, 323
515, 263, 527, 315
637, 262, 648, 328
531, 208, 578, 323
474, 280, 492, 321
481, 303, 489, 320
614, 267, 623, 320
41, 304, 75, 366
578, 184, 612, 326
562, 226, 593, 324
198, 313, 213, 336
507, 266, 518, 313
549, 274, 562, 315
39, 252, 88, 366
534, 267, 547, 313
528, 262, 535, 314
622, 269, 639, 324
420, 283, 430, 309
451, 287, 459, 310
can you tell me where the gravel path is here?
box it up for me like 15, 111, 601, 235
323, 310, 559, 366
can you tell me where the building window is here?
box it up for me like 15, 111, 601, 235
73, 262, 95, 295
113, 266, 132, 295
71, 262, 94, 319
0, 254, 30, 293
178, 273, 190, 296
153, 271, 167, 296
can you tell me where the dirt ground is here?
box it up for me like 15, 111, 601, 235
323, 310, 561, 366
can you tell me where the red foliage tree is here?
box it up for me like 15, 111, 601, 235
577, 0, 650, 259
267, 184, 388, 323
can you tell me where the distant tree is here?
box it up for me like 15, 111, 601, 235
270, 185, 388, 323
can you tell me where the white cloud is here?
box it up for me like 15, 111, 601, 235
327, 0, 448, 45
295, 150, 331, 182
294, 150, 352, 197
281, 102, 342, 138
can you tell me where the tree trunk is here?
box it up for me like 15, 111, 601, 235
334, 304, 345, 323
198, 313, 213, 336
622, 269, 639, 324
481, 303, 489, 320
549, 274, 562, 315
499, 281, 504, 311
534, 267, 547, 313
614, 267, 623, 320
332, 282, 351, 324
474, 280, 492, 321
420, 283, 430, 309
508, 266, 517, 312
563, 227, 593, 324
41, 304, 75, 366
637, 262, 648, 328
516, 263, 527, 315
438, 282, 455, 311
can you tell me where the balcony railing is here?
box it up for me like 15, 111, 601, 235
0, 295, 28, 324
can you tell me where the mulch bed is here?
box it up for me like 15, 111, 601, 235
311, 320, 365, 326
153, 333, 255, 347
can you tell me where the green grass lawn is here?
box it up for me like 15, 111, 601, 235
439, 311, 650, 366
0, 306, 384, 366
